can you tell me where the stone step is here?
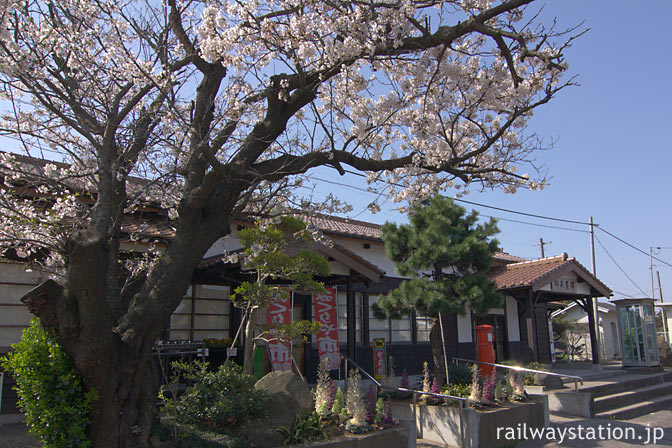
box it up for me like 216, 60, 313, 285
581, 372, 672, 398
592, 381, 672, 414
594, 393, 672, 420
561, 369, 628, 384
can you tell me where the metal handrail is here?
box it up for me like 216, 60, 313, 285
452, 357, 584, 415
452, 357, 584, 383
341, 354, 466, 446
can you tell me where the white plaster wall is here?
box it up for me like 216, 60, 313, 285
505, 296, 520, 342
538, 273, 592, 295
335, 239, 397, 276
457, 308, 473, 343
205, 228, 242, 257
555, 304, 620, 360
665, 311, 672, 345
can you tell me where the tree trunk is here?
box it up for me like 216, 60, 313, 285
243, 306, 260, 374
22, 282, 160, 448
429, 317, 446, 387
22, 198, 242, 447
85, 350, 159, 448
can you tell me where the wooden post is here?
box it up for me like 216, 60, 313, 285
586, 296, 601, 364
346, 272, 356, 362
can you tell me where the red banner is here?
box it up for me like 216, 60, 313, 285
267, 288, 292, 371
373, 338, 386, 379
313, 287, 340, 370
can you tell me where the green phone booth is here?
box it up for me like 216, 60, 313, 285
614, 298, 660, 367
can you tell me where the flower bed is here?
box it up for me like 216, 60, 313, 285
390, 398, 547, 448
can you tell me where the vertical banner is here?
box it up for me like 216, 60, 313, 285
373, 338, 387, 380
313, 287, 341, 370
267, 288, 292, 371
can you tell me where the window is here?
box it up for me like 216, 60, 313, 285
336, 289, 362, 344
368, 295, 412, 343
416, 314, 432, 342
368, 295, 389, 342
169, 284, 230, 341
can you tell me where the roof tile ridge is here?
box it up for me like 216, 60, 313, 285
303, 211, 383, 229
505, 253, 568, 269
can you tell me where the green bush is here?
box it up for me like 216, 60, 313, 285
444, 383, 470, 399
173, 361, 267, 429
277, 412, 328, 446
0, 318, 96, 448
447, 363, 472, 386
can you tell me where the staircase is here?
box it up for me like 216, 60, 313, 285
582, 370, 672, 419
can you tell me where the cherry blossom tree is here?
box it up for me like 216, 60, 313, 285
0, 0, 580, 446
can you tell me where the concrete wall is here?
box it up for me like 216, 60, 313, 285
391, 400, 546, 448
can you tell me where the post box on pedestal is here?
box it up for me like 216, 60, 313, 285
476, 325, 495, 376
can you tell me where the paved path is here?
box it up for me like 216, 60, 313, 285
517, 410, 672, 447
3, 408, 672, 447
0, 422, 38, 448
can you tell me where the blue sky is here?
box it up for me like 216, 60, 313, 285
311, 1, 672, 301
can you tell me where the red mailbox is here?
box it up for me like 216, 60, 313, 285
476, 325, 496, 376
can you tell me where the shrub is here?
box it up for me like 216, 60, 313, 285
174, 361, 267, 429
444, 383, 470, 399
524, 361, 544, 385
277, 412, 327, 446
447, 363, 472, 386
0, 318, 97, 448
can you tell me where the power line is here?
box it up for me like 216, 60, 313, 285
594, 235, 648, 297
315, 169, 672, 271
339, 168, 594, 226
598, 227, 672, 269
313, 173, 594, 234
480, 214, 589, 233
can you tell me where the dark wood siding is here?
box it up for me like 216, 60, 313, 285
0, 362, 21, 415
535, 303, 551, 363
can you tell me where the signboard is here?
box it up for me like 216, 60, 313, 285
266, 288, 292, 371
552, 276, 577, 292
313, 287, 340, 370
373, 338, 387, 380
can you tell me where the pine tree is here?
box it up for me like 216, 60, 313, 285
374, 195, 501, 385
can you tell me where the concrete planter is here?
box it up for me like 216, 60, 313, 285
290, 420, 414, 448
390, 398, 547, 448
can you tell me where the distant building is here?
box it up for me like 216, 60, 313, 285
551, 300, 621, 361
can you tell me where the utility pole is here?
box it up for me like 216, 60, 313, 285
589, 217, 602, 364
590, 217, 597, 276
535, 238, 551, 258
650, 247, 658, 299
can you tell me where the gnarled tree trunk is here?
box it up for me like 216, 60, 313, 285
22, 193, 241, 447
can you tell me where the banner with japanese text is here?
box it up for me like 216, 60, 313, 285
266, 288, 292, 371
313, 287, 341, 370
373, 338, 387, 380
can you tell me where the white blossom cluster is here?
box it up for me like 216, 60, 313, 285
0, 0, 575, 268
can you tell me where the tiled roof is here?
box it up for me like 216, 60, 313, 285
120, 215, 175, 241
492, 251, 527, 263
298, 213, 384, 241
291, 213, 524, 264
489, 253, 611, 295
490, 254, 571, 289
